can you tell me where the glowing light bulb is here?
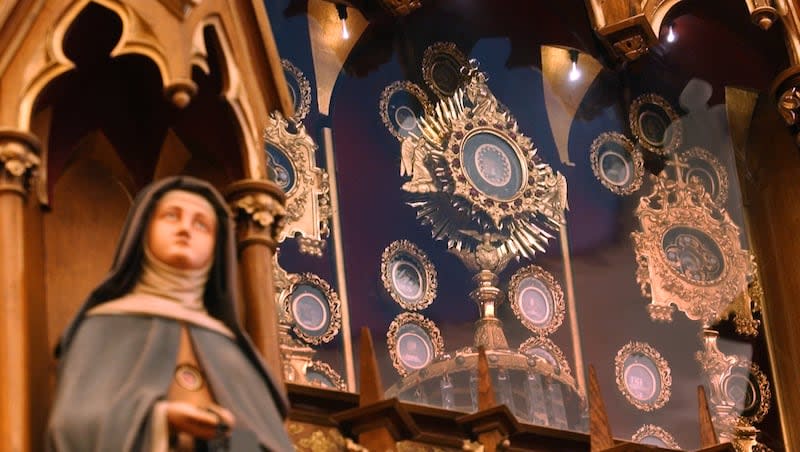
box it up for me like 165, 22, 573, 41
568, 60, 581, 81
341, 18, 349, 40
666, 25, 676, 43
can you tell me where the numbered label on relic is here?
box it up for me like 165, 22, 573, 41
615, 342, 671, 411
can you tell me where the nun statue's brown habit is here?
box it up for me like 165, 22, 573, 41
46, 176, 293, 452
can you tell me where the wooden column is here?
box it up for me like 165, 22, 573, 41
224, 179, 286, 381
735, 93, 800, 450
0, 129, 40, 452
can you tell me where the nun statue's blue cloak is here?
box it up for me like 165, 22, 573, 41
46, 176, 293, 452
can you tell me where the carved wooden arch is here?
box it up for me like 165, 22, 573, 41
192, 16, 262, 180
18, 0, 176, 131
643, 0, 684, 35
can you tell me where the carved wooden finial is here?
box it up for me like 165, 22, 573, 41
698, 385, 718, 447
588, 364, 614, 451
359, 327, 384, 406
477, 346, 497, 410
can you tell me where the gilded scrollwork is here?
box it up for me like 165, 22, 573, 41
631, 424, 681, 449
277, 272, 342, 346
401, 64, 566, 259
381, 240, 438, 311
305, 360, 347, 391
508, 265, 565, 336
615, 341, 671, 412
380, 80, 433, 142
264, 111, 331, 256
632, 174, 751, 326
680, 146, 729, 206
387, 312, 445, 377
696, 330, 772, 440
281, 59, 312, 123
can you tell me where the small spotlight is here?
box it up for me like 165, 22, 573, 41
568, 50, 581, 82
666, 25, 676, 43
336, 4, 350, 40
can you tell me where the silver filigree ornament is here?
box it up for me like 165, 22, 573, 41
400, 63, 567, 259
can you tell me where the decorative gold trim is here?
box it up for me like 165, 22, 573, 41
380, 240, 438, 311
518, 336, 573, 380
680, 146, 729, 206
628, 93, 682, 155
631, 424, 681, 449
589, 132, 644, 195
379, 80, 433, 141
280, 272, 342, 345
508, 265, 565, 336
387, 312, 444, 377
421, 41, 470, 98
305, 360, 347, 391
281, 59, 312, 123
264, 111, 331, 256
614, 341, 672, 412
403, 65, 567, 259
632, 174, 750, 325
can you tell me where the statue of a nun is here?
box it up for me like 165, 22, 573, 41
47, 176, 294, 452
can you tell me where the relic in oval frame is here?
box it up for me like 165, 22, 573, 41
387, 312, 444, 377
422, 41, 470, 99
304, 360, 346, 391
631, 424, 680, 449
628, 93, 682, 155
281, 272, 342, 346
679, 146, 729, 206
508, 264, 565, 336
615, 341, 672, 412
381, 240, 438, 311
589, 131, 644, 195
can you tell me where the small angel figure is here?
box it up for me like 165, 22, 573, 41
400, 138, 437, 193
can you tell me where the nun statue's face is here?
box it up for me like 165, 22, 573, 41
147, 190, 217, 270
